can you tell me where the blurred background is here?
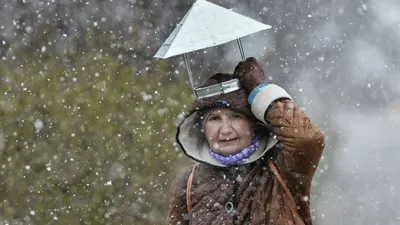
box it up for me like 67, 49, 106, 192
0, 0, 399, 224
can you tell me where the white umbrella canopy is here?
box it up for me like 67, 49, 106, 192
154, 0, 271, 59
154, 0, 272, 98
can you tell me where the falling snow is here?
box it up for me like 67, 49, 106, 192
0, 0, 398, 225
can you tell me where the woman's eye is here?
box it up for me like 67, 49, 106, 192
208, 116, 220, 121
231, 114, 242, 119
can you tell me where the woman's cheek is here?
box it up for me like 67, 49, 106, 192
212, 143, 220, 150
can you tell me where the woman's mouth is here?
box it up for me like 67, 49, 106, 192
219, 138, 238, 143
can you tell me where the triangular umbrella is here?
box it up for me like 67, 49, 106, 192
154, 0, 271, 98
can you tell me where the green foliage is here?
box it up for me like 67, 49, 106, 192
0, 51, 193, 224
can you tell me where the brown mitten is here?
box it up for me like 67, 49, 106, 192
233, 57, 267, 92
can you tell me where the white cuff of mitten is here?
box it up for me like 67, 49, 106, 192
248, 84, 292, 123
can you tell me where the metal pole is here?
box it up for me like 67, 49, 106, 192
183, 53, 196, 96
237, 38, 246, 60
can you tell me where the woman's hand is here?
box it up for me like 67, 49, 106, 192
233, 57, 267, 92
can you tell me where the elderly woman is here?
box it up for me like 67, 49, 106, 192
168, 58, 325, 225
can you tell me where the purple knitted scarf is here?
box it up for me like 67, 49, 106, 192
208, 136, 262, 166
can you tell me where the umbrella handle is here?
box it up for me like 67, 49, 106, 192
237, 39, 246, 60
184, 39, 245, 98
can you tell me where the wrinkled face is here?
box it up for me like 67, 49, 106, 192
204, 108, 254, 156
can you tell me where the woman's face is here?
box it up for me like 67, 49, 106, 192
204, 108, 254, 156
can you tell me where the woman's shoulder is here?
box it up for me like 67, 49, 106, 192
171, 163, 199, 188
171, 163, 221, 188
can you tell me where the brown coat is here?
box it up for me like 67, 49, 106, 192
168, 99, 325, 225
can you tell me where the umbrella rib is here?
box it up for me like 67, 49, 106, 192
183, 53, 196, 96
237, 38, 246, 60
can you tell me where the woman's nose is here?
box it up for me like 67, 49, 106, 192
220, 119, 232, 133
